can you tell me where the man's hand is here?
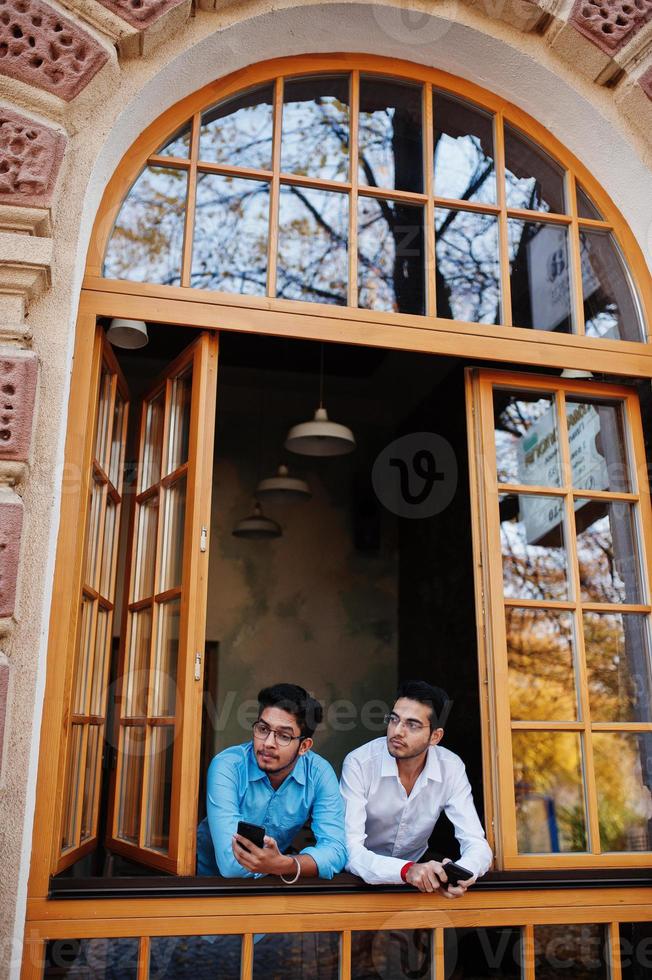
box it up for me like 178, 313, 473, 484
439, 858, 477, 899
232, 833, 296, 877
404, 858, 477, 897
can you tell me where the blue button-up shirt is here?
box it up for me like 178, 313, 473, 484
196, 741, 347, 879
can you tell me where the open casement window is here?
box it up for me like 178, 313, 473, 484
469, 369, 652, 869
57, 331, 130, 872
106, 332, 218, 874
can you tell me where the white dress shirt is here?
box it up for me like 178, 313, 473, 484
340, 737, 493, 885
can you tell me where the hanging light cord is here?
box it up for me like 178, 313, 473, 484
319, 342, 325, 409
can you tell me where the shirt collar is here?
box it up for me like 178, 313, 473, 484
246, 740, 307, 785
380, 739, 442, 782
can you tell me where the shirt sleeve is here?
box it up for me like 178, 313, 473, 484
340, 754, 406, 885
300, 761, 348, 879
205, 752, 256, 878
444, 761, 493, 878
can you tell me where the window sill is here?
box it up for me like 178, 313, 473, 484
49, 868, 652, 900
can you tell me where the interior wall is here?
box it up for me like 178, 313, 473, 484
204, 367, 400, 773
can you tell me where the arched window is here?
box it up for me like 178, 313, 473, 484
101, 68, 647, 343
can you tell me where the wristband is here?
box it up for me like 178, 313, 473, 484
280, 856, 301, 884
400, 861, 415, 883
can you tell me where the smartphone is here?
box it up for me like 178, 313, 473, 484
441, 861, 474, 888
236, 820, 265, 850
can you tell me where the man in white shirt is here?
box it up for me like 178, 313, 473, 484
340, 680, 492, 895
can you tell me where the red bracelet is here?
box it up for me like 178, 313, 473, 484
400, 861, 415, 883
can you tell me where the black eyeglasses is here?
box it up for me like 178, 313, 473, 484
252, 720, 304, 748
384, 712, 428, 733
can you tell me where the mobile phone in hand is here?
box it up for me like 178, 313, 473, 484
236, 820, 265, 850
441, 861, 474, 888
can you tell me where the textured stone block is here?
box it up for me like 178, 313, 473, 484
0, 499, 23, 618
96, 0, 186, 29
569, 0, 652, 54
0, 109, 65, 208
0, 659, 8, 772
0, 0, 109, 100
0, 353, 37, 461
641, 64, 652, 98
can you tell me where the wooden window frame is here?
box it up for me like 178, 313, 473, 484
88, 54, 652, 366
467, 367, 652, 870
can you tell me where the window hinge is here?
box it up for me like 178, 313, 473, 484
200, 526, 208, 552
194, 651, 202, 681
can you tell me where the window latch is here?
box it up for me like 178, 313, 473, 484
194, 651, 202, 681
200, 526, 208, 552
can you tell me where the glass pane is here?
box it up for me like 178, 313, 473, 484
166, 368, 192, 474
145, 724, 174, 852
277, 186, 348, 304
99, 496, 118, 598
576, 501, 642, 603
191, 174, 269, 295
501, 494, 569, 601
124, 609, 152, 717
508, 220, 573, 333
584, 612, 652, 723
351, 930, 432, 980
435, 208, 500, 323
581, 229, 644, 342
94, 367, 112, 470
90, 606, 111, 717
444, 927, 522, 978
506, 607, 578, 721
619, 922, 652, 980
513, 730, 587, 853
103, 166, 187, 286
493, 390, 561, 487
156, 124, 191, 159
73, 596, 94, 714
433, 91, 496, 203
159, 478, 186, 593
153, 599, 180, 717
358, 197, 425, 314
140, 391, 165, 491
200, 83, 274, 170
281, 74, 349, 181
359, 75, 423, 193
504, 124, 566, 213
534, 924, 608, 979
577, 183, 603, 220
80, 724, 101, 841
254, 932, 340, 980
61, 724, 84, 849
117, 725, 145, 844
132, 495, 159, 601
150, 935, 242, 980
84, 479, 104, 590
594, 732, 652, 852
566, 398, 630, 493
108, 390, 126, 489
44, 938, 139, 979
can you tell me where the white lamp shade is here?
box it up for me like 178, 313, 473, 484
255, 465, 312, 502
285, 407, 356, 457
560, 368, 593, 379
107, 318, 149, 349
232, 502, 282, 539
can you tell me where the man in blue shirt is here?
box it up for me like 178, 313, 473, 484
196, 683, 347, 880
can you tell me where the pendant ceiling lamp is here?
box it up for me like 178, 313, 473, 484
561, 368, 594, 379
106, 317, 149, 349
284, 344, 356, 457
255, 464, 312, 503
232, 502, 282, 539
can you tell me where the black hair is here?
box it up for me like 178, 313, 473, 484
395, 680, 451, 731
257, 683, 323, 738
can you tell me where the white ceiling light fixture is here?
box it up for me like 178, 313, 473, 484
284, 344, 356, 457
560, 368, 594, 379
106, 317, 149, 349
232, 502, 282, 540
255, 464, 312, 503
